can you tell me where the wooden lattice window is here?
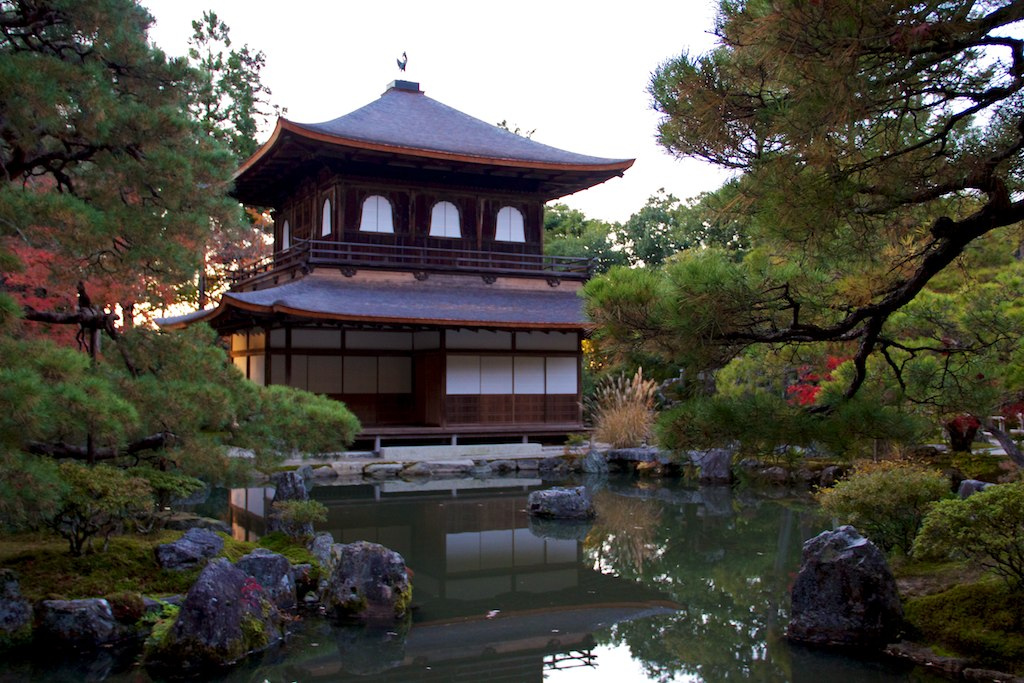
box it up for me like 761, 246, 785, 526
321, 198, 332, 236
280, 219, 291, 250
495, 206, 525, 242
430, 201, 460, 238
360, 195, 394, 233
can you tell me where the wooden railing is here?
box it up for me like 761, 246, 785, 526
229, 239, 592, 285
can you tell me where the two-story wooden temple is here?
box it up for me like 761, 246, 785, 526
160, 80, 633, 446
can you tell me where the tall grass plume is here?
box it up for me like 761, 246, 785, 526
590, 368, 658, 448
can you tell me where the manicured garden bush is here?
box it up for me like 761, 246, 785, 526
49, 462, 153, 556
816, 461, 950, 554
269, 499, 328, 541
913, 482, 1024, 590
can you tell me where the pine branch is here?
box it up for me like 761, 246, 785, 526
26, 431, 175, 461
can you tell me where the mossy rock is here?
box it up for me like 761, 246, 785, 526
144, 559, 283, 672
322, 541, 412, 621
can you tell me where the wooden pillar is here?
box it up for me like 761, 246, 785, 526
409, 192, 417, 237
476, 198, 483, 245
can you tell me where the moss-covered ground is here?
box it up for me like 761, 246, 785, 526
0, 529, 316, 602
904, 579, 1024, 672
896, 559, 1024, 673
0, 530, 198, 600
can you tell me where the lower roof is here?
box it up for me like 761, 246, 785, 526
158, 271, 591, 331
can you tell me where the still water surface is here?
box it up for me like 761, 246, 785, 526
5, 474, 945, 682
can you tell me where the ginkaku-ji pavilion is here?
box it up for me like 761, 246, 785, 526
160, 80, 633, 446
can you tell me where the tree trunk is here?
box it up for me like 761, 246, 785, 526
985, 420, 1024, 468
121, 301, 135, 330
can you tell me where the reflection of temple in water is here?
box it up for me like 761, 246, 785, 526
227, 480, 677, 681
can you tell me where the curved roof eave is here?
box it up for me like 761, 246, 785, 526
158, 298, 595, 331
155, 305, 228, 331
234, 118, 634, 183
223, 297, 592, 330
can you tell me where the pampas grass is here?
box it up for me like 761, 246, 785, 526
591, 368, 658, 448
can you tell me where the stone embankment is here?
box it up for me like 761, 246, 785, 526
283, 443, 581, 482
277, 443, 845, 489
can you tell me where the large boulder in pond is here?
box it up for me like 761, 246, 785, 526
690, 448, 734, 484
321, 541, 411, 621
527, 486, 595, 520
155, 527, 224, 571
146, 558, 283, 671
235, 548, 296, 611
35, 598, 124, 649
0, 569, 31, 646
786, 525, 903, 648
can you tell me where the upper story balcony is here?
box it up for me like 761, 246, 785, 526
229, 238, 593, 290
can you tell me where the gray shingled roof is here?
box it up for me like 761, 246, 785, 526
158, 272, 590, 330
292, 82, 629, 167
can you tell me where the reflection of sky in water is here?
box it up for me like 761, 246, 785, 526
544, 643, 700, 682
1, 476, 951, 682
210, 478, 952, 682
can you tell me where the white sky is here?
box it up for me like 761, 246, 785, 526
142, 0, 731, 223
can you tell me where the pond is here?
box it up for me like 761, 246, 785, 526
4, 474, 946, 682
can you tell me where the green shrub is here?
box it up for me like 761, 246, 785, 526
270, 499, 327, 540
913, 482, 1024, 590
49, 462, 154, 556
816, 461, 950, 554
128, 467, 205, 508
128, 467, 206, 532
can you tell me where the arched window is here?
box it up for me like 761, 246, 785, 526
321, 199, 332, 237
495, 206, 525, 242
359, 195, 394, 233
430, 201, 460, 238
281, 220, 291, 250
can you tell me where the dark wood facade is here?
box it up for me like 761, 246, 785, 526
274, 177, 544, 253
163, 80, 632, 444
226, 323, 586, 439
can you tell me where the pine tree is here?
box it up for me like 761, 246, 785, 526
0, 0, 360, 535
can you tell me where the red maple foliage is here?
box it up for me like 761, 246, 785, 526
3, 232, 161, 346
786, 356, 850, 406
